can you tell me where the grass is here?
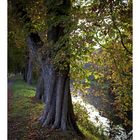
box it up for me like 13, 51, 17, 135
8, 77, 109, 140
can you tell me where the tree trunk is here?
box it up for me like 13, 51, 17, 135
27, 34, 83, 137
27, 55, 33, 84
26, 37, 34, 85
22, 62, 28, 82
38, 66, 83, 136
35, 72, 44, 101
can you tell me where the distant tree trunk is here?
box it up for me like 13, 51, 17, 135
26, 39, 34, 85
22, 59, 28, 82
26, 55, 33, 84
36, 71, 44, 101
26, 0, 83, 136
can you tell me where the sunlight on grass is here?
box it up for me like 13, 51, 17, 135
12, 80, 35, 97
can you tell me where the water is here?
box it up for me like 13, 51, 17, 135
72, 94, 132, 140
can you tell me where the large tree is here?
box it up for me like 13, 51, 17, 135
36, 0, 82, 134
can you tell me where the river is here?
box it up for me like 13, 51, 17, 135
72, 94, 132, 140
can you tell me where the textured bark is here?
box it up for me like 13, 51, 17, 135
60, 76, 69, 130
26, 32, 43, 85
26, 36, 35, 85
27, 56, 33, 84
52, 74, 66, 129
36, 73, 44, 100
39, 70, 82, 133
22, 63, 28, 82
